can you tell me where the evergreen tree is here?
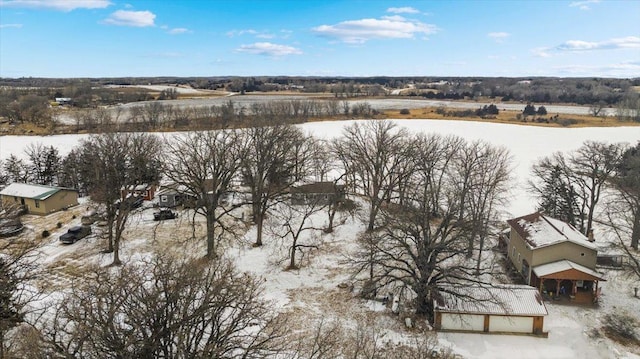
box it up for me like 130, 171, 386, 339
523, 103, 537, 116
2, 155, 29, 184
536, 165, 579, 226
537, 105, 548, 116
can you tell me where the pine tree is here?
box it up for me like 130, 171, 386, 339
2, 155, 29, 184
537, 165, 579, 226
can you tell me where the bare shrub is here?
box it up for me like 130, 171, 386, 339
603, 311, 639, 344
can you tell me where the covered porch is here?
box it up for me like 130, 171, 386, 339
531, 260, 606, 305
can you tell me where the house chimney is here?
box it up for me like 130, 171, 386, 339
588, 228, 595, 242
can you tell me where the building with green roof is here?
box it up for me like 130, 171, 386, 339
0, 183, 78, 215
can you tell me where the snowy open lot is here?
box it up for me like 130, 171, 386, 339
2, 119, 639, 358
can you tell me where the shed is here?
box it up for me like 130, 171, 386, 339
0, 183, 78, 215
290, 182, 345, 205
434, 285, 548, 336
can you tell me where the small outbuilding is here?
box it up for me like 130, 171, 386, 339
290, 182, 345, 205
121, 184, 156, 201
0, 183, 78, 215
434, 285, 548, 336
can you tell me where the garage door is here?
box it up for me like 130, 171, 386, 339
489, 316, 533, 333
441, 314, 484, 331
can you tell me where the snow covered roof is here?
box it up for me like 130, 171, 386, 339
434, 284, 548, 317
506, 212, 596, 250
533, 260, 606, 280
0, 183, 74, 200
291, 182, 345, 194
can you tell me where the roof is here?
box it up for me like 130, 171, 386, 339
506, 212, 596, 250
291, 182, 345, 194
0, 183, 75, 200
434, 284, 548, 317
533, 260, 606, 280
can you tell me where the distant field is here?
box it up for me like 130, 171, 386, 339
383, 107, 634, 128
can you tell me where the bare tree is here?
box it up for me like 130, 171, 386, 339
452, 140, 512, 266
0, 237, 42, 358
602, 199, 640, 282
610, 141, 640, 250
240, 124, 310, 246
530, 141, 624, 236
333, 120, 412, 232
38, 256, 286, 358
286, 315, 451, 359
164, 130, 246, 258
269, 199, 327, 270
77, 133, 162, 265
348, 134, 511, 320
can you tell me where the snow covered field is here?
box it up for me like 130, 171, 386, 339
2, 119, 639, 358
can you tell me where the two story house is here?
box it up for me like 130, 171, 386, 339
505, 212, 605, 304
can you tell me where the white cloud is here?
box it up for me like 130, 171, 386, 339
235, 42, 302, 56
488, 32, 510, 42
556, 36, 640, 51
168, 27, 190, 35
531, 47, 551, 58
381, 15, 407, 21
0, 0, 111, 11
569, 0, 600, 10
227, 29, 257, 37
387, 6, 420, 14
227, 29, 276, 39
312, 17, 437, 44
0, 23, 22, 28
103, 10, 155, 27
554, 61, 640, 77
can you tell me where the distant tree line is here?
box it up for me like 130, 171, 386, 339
68, 100, 380, 132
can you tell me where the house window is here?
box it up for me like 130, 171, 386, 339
14, 196, 18, 202
160, 195, 168, 202
580, 253, 585, 257
35, 200, 40, 208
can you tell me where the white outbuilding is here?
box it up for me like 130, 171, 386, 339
434, 284, 548, 336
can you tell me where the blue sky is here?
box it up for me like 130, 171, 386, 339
0, 0, 639, 78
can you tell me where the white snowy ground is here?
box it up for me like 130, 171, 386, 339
103, 84, 212, 95
2, 119, 640, 358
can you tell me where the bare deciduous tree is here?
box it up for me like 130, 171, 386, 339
333, 120, 412, 232
348, 133, 511, 321
38, 256, 286, 358
530, 141, 624, 236
164, 130, 247, 258
0, 237, 42, 358
610, 141, 640, 250
78, 133, 162, 265
269, 198, 327, 270
452, 140, 511, 267
241, 124, 310, 246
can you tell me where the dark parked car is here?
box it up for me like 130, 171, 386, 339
59, 225, 92, 244
153, 209, 177, 221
